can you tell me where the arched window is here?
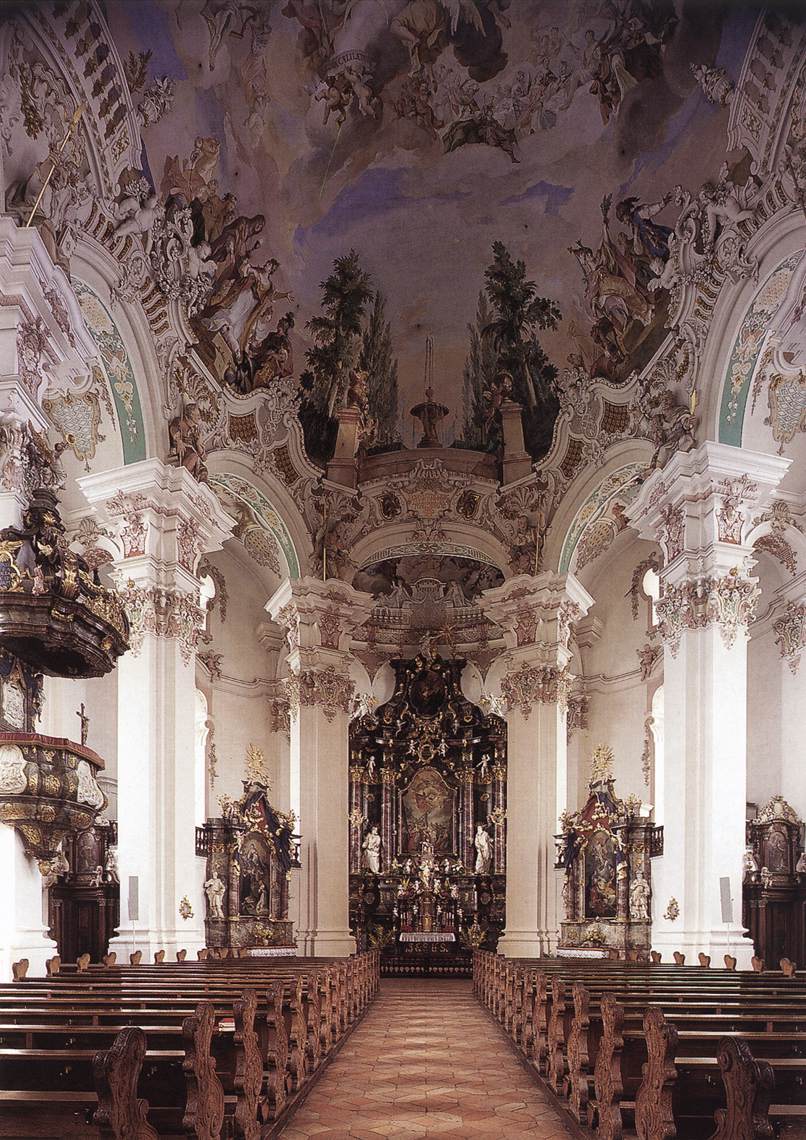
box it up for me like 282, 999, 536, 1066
642, 567, 660, 629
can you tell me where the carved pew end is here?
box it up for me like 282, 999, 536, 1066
698, 952, 711, 968
780, 957, 797, 977
93, 1024, 158, 1140
176, 949, 187, 962
650, 950, 662, 964
724, 954, 737, 971
77, 952, 91, 973
11, 958, 29, 980
751, 955, 765, 972
129, 950, 142, 966
197, 948, 209, 960
710, 1036, 775, 1140
673, 951, 686, 965
102, 952, 117, 968
154, 949, 165, 964
45, 955, 61, 976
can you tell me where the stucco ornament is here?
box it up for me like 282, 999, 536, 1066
500, 662, 571, 718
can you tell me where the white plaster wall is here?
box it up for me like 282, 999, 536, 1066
200, 547, 279, 811
575, 533, 659, 810
747, 624, 784, 812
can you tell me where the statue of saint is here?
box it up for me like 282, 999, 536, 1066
743, 846, 759, 880
629, 868, 651, 921
169, 401, 208, 483
204, 870, 226, 919
474, 825, 492, 875
362, 826, 381, 874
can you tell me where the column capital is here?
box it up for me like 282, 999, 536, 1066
627, 441, 791, 583
478, 572, 594, 654
78, 457, 234, 591
0, 217, 96, 409
266, 575, 373, 657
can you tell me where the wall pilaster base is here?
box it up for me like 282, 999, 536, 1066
650, 928, 754, 969
110, 924, 206, 962
497, 930, 557, 958
309, 930, 357, 958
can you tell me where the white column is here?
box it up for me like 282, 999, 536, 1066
0, 218, 96, 975
79, 460, 233, 957
267, 576, 372, 957
628, 442, 789, 966
0, 829, 56, 979
481, 573, 593, 956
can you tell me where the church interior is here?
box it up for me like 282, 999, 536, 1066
0, 0, 805, 1136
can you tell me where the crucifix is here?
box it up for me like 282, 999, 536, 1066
76, 702, 90, 747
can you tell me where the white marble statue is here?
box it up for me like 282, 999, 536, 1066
104, 845, 120, 885
362, 826, 381, 874
0, 743, 27, 793
474, 825, 492, 875
629, 868, 651, 921
204, 870, 226, 919
76, 759, 105, 809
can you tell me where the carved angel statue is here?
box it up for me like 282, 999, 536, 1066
629, 868, 651, 921
203, 869, 226, 919
112, 177, 161, 256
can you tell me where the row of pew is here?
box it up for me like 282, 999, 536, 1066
0, 949, 380, 1138
473, 949, 806, 1139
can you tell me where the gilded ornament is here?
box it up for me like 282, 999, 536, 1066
663, 897, 680, 921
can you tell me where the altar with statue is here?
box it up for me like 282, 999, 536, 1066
556, 745, 662, 961
349, 652, 505, 974
196, 745, 300, 954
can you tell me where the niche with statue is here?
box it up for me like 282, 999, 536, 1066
196, 745, 300, 954
556, 745, 662, 960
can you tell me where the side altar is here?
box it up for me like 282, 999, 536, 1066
349, 651, 506, 975
556, 745, 661, 961
196, 750, 299, 954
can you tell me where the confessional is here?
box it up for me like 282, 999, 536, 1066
349, 652, 506, 975
744, 796, 806, 966
48, 821, 119, 962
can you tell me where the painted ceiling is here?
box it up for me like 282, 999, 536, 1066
96, 0, 757, 439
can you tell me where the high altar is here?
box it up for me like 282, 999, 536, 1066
349, 651, 506, 974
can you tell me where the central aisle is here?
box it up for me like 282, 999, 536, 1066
281, 979, 576, 1139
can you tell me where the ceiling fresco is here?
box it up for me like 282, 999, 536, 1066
84, 0, 760, 443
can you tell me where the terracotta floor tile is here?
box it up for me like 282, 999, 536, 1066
279, 980, 575, 1139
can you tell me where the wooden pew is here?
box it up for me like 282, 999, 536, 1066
472, 950, 806, 1140
0, 950, 379, 1137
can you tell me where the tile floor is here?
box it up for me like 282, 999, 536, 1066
280, 978, 577, 1139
